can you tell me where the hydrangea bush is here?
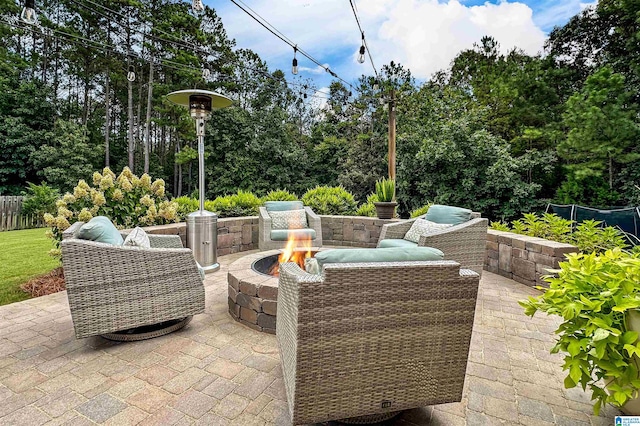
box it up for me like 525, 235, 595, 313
44, 167, 179, 256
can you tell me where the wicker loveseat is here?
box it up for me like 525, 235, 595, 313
61, 221, 205, 340
277, 259, 480, 424
377, 206, 488, 276
258, 201, 322, 250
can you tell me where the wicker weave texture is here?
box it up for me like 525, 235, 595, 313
378, 218, 488, 277
258, 206, 323, 250
277, 260, 480, 425
61, 237, 205, 339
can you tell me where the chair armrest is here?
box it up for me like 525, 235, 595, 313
62, 221, 85, 240
377, 218, 416, 245
147, 234, 184, 248
304, 206, 320, 227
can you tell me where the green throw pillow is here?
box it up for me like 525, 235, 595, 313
76, 216, 124, 246
264, 201, 303, 212
425, 204, 472, 225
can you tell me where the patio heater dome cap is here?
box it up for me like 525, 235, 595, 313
166, 90, 232, 110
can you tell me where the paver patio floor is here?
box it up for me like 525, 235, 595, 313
0, 250, 622, 425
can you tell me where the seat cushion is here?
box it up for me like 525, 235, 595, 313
378, 239, 418, 248
123, 227, 151, 248
310, 246, 444, 271
76, 216, 124, 245
269, 209, 308, 230
404, 219, 453, 243
425, 204, 472, 225
270, 228, 317, 241
264, 201, 303, 212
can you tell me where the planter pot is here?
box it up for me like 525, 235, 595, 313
374, 202, 397, 219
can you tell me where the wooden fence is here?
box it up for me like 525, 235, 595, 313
0, 196, 44, 231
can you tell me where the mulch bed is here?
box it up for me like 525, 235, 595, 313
20, 267, 66, 297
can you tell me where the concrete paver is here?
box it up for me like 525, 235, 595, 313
0, 251, 622, 425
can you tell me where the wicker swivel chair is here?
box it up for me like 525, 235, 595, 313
258, 201, 322, 250
61, 222, 205, 340
277, 260, 480, 425
378, 212, 488, 277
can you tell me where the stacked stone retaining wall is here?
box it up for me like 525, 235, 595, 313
485, 229, 578, 288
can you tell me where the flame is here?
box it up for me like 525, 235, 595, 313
269, 233, 313, 275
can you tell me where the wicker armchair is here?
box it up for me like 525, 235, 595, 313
277, 260, 480, 425
377, 213, 488, 276
258, 203, 322, 250
61, 222, 205, 340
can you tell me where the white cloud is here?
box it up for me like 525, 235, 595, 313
533, 0, 598, 30
210, 0, 550, 82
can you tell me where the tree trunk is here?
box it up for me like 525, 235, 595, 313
143, 60, 154, 173
104, 70, 111, 167
609, 154, 613, 189
128, 77, 135, 171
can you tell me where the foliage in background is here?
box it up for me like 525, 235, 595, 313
301, 186, 357, 216
354, 194, 379, 217
410, 204, 432, 218
44, 167, 178, 256
21, 182, 60, 219
205, 190, 262, 218
520, 249, 640, 415
375, 178, 395, 202
262, 189, 298, 202
490, 213, 629, 253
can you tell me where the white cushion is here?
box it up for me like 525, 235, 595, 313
123, 227, 151, 248
404, 219, 453, 243
269, 209, 308, 230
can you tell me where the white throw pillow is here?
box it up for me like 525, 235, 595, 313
123, 227, 151, 248
403, 219, 453, 243
269, 209, 308, 230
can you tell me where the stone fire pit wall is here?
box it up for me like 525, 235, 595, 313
485, 229, 578, 288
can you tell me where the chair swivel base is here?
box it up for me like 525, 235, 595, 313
101, 316, 193, 342
338, 411, 402, 424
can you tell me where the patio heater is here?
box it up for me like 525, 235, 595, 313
167, 89, 232, 273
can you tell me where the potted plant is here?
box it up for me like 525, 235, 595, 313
373, 178, 396, 219
519, 248, 640, 415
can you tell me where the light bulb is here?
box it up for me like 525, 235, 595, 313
303, 93, 307, 99
127, 66, 135, 82
357, 45, 365, 64
202, 67, 210, 79
292, 58, 298, 75
192, 0, 204, 12
373, 80, 379, 91
21, 0, 37, 25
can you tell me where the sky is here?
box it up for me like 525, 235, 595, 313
207, 0, 597, 94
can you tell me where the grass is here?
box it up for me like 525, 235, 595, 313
0, 228, 59, 305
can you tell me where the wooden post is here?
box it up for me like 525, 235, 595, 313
388, 88, 396, 180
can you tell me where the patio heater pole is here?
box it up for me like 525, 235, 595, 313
167, 90, 232, 273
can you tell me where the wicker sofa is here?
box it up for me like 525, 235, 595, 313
377, 212, 488, 276
258, 201, 322, 250
61, 222, 205, 340
277, 260, 480, 424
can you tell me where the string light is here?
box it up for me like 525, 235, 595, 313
127, 65, 135, 82
192, 0, 204, 13
21, 0, 37, 25
202, 67, 210, 79
357, 34, 365, 64
292, 46, 298, 75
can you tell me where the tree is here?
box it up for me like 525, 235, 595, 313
559, 66, 640, 190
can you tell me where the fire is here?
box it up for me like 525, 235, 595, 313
269, 233, 313, 275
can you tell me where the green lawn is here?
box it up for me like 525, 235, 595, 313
0, 228, 59, 305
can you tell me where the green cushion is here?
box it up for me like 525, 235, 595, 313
270, 228, 316, 241
264, 201, 303, 212
425, 204, 472, 225
378, 239, 418, 248
76, 216, 124, 245
314, 246, 444, 269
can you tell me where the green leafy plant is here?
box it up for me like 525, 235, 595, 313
519, 248, 640, 415
375, 178, 395, 202
489, 220, 510, 231
262, 189, 298, 202
173, 196, 199, 220
21, 182, 60, 219
208, 190, 262, 218
44, 167, 179, 256
301, 186, 357, 215
355, 194, 379, 217
410, 203, 432, 218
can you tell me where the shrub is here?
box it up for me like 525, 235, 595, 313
44, 167, 179, 256
410, 203, 432, 218
489, 212, 629, 253
21, 182, 60, 219
262, 189, 298, 202
375, 178, 395, 202
301, 186, 357, 215
173, 196, 199, 220
355, 194, 379, 217
208, 190, 262, 218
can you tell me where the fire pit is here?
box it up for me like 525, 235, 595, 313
228, 247, 324, 334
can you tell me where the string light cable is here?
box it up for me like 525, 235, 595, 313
348, 0, 378, 79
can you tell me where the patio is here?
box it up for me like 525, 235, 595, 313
0, 250, 621, 425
